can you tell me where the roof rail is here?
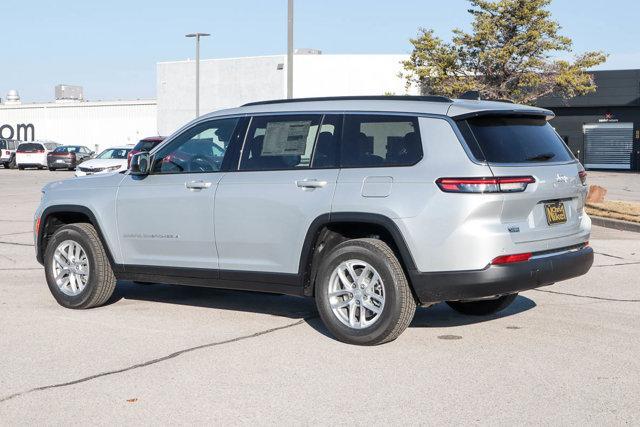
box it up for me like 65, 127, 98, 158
242, 95, 453, 107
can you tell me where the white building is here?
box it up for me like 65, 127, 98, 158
157, 53, 414, 134
0, 95, 157, 153
0, 53, 413, 148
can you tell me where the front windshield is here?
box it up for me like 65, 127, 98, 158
96, 148, 131, 159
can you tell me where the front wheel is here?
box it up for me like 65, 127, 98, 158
44, 223, 117, 309
446, 294, 518, 316
315, 238, 416, 345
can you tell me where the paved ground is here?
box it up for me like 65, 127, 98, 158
0, 169, 638, 425
588, 171, 640, 202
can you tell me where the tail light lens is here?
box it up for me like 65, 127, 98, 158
578, 170, 587, 186
436, 176, 535, 193
491, 252, 532, 265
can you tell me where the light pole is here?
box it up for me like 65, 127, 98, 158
287, 0, 293, 99
185, 32, 210, 117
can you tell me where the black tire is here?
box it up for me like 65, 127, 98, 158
44, 223, 116, 309
2, 162, 8, 169
48, 167, 55, 171
446, 293, 518, 316
18, 165, 24, 170
315, 238, 416, 345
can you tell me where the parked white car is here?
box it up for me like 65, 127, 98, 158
16, 141, 61, 169
75, 146, 133, 177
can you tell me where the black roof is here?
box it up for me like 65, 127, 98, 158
242, 95, 453, 107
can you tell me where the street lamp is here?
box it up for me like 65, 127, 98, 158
185, 32, 210, 117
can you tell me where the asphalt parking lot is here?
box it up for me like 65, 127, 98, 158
0, 169, 638, 425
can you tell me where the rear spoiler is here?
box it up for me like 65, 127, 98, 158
450, 109, 555, 121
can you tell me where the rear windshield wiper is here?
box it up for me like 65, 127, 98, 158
526, 152, 556, 161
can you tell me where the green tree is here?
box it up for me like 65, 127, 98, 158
402, 0, 607, 104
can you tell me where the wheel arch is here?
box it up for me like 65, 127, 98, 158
37, 205, 118, 270
299, 212, 418, 297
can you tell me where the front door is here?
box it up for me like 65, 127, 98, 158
116, 117, 241, 269
215, 114, 341, 275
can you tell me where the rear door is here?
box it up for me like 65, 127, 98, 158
458, 115, 587, 245
214, 113, 340, 276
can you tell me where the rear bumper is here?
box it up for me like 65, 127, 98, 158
47, 158, 75, 168
409, 245, 593, 304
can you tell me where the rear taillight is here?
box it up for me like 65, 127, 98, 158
578, 170, 587, 186
436, 176, 535, 193
491, 252, 532, 265
3, 150, 9, 156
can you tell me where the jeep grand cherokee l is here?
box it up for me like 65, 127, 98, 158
34, 96, 593, 345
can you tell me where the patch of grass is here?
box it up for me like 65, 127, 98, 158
586, 200, 640, 224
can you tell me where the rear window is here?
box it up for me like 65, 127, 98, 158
459, 116, 573, 163
133, 140, 162, 152
53, 146, 80, 153
0, 141, 6, 150
18, 143, 44, 152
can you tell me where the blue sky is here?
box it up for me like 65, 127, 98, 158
2, 0, 639, 102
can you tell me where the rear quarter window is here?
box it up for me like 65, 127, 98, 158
459, 116, 574, 163
340, 114, 422, 168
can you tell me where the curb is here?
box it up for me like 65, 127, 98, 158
591, 216, 640, 233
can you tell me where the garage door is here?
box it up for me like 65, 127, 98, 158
583, 122, 633, 169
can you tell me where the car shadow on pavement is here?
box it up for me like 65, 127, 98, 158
410, 295, 537, 328
111, 281, 536, 339
108, 281, 318, 320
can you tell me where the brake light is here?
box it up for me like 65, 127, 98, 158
491, 252, 532, 265
578, 170, 587, 186
436, 176, 535, 193
4, 150, 9, 156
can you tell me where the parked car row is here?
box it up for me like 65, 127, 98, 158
0, 137, 164, 175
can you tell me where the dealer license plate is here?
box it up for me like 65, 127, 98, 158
544, 202, 567, 225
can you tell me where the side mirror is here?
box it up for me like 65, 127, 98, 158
129, 152, 151, 176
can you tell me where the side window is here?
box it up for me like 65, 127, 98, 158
152, 118, 239, 174
341, 114, 422, 167
311, 114, 342, 169
240, 114, 321, 171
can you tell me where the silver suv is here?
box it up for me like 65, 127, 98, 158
34, 96, 594, 345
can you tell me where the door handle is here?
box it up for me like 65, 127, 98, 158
296, 179, 327, 189
185, 180, 212, 190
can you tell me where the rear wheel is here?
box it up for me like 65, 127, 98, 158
446, 294, 518, 316
2, 162, 8, 169
18, 165, 24, 170
48, 167, 55, 171
8, 155, 16, 169
315, 238, 416, 345
44, 223, 116, 309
